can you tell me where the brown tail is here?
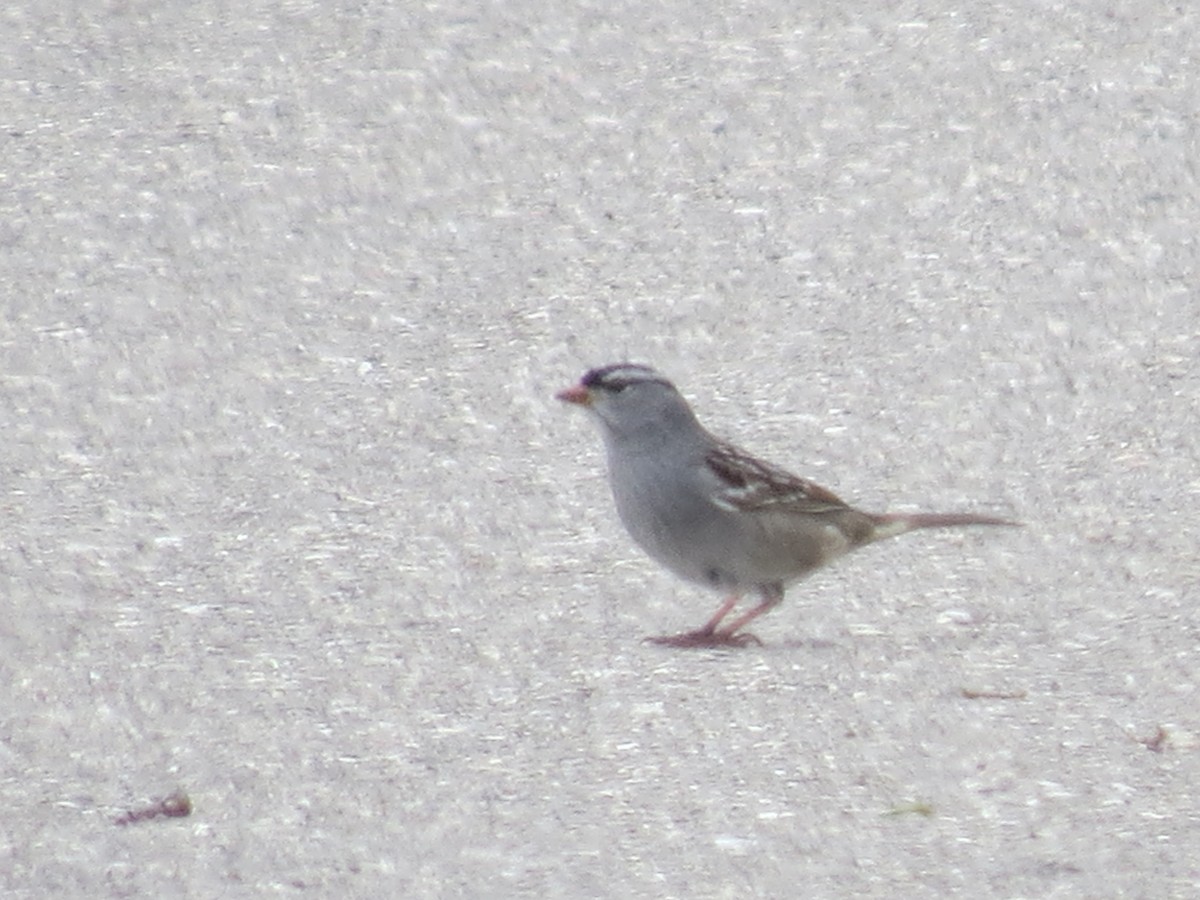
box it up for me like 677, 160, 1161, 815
870, 511, 1019, 540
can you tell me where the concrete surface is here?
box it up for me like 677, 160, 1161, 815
2, 1, 1197, 897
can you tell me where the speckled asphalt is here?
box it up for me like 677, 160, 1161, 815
3, 2, 1198, 897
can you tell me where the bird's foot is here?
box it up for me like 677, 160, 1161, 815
644, 628, 763, 649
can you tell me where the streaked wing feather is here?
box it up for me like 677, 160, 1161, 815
705, 443, 849, 515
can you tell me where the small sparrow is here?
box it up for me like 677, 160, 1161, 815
557, 363, 1016, 648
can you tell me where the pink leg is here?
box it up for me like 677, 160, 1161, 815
715, 590, 783, 639
700, 595, 739, 632
646, 595, 765, 648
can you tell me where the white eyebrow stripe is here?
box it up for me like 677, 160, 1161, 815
584, 364, 669, 389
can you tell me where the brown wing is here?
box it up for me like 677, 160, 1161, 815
705, 442, 850, 515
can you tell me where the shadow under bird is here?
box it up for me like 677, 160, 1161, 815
557, 363, 1017, 648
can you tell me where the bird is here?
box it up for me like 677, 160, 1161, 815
556, 363, 1017, 648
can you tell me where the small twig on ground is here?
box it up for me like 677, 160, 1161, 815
114, 790, 192, 826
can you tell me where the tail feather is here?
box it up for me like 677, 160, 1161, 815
870, 511, 1019, 541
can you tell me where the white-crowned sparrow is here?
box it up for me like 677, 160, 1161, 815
557, 363, 1016, 648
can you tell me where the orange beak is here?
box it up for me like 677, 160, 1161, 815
556, 384, 591, 406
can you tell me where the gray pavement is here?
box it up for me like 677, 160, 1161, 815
2, 1, 1198, 897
